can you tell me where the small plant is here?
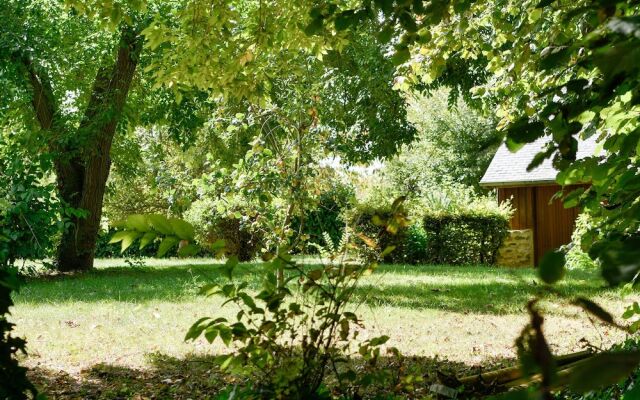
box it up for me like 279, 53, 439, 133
185, 246, 395, 399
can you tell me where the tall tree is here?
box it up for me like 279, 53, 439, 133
0, 0, 328, 271
1, 1, 144, 270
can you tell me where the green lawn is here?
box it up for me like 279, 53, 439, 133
11, 258, 637, 398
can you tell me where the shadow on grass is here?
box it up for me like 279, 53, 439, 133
354, 279, 606, 315
15, 261, 611, 315
29, 352, 513, 399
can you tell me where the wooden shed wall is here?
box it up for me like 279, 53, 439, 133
497, 185, 581, 264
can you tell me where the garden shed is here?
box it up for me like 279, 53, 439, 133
480, 136, 598, 266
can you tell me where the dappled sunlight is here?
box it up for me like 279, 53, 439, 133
12, 259, 634, 379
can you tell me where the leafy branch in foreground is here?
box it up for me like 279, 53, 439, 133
184, 211, 411, 399
108, 214, 205, 258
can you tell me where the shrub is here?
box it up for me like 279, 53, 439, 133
422, 212, 509, 265
346, 199, 412, 263
185, 197, 263, 262
0, 141, 53, 399
185, 235, 397, 399
295, 183, 354, 253
564, 213, 599, 271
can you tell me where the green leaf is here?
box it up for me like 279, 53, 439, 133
391, 47, 411, 65
573, 297, 614, 325
304, 17, 324, 36
185, 317, 211, 341
157, 236, 179, 257
221, 256, 239, 279
125, 214, 149, 232
169, 218, 195, 240
108, 231, 129, 244
539, 46, 571, 70
334, 10, 356, 31
120, 231, 142, 253
218, 326, 233, 346
377, 25, 394, 43
380, 245, 396, 257
505, 120, 545, 151
178, 243, 199, 257
139, 232, 157, 250
594, 236, 640, 285
147, 214, 173, 235
569, 352, 640, 393
538, 250, 566, 284
623, 382, 640, 399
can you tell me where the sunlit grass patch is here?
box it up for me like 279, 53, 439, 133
11, 258, 636, 389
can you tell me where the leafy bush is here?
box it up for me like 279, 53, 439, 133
346, 198, 411, 264
400, 224, 429, 264
113, 208, 407, 399
294, 183, 354, 253
348, 183, 510, 265
0, 151, 72, 266
422, 212, 509, 265
564, 213, 599, 271
186, 238, 397, 399
0, 140, 55, 398
185, 197, 263, 262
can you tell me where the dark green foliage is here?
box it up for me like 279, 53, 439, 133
348, 204, 411, 264
0, 140, 49, 398
401, 224, 429, 265
538, 250, 566, 284
318, 28, 417, 162
0, 143, 71, 266
0, 268, 39, 400
205, 217, 261, 262
422, 213, 509, 265
294, 183, 354, 253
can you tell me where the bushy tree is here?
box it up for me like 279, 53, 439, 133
384, 88, 500, 196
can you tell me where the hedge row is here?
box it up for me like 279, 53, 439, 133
349, 206, 509, 265
97, 195, 509, 265
422, 213, 509, 265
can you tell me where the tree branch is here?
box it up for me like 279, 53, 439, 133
78, 25, 143, 148
17, 55, 58, 131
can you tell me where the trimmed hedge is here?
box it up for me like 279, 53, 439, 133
422, 213, 509, 265
347, 200, 510, 265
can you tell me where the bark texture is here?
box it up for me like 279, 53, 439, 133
23, 27, 143, 271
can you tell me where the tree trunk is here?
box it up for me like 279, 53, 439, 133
22, 26, 143, 272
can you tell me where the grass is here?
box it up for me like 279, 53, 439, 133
11, 258, 638, 398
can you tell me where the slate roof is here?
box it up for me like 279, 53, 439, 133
480, 135, 599, 188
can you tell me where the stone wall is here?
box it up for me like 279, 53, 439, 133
497, 229, 534, 267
